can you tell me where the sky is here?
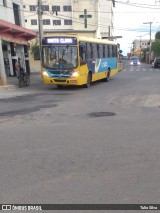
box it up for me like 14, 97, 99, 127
113, 0, 160, 55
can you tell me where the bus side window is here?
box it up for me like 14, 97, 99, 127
115, 46, 118, 57
91, 43, 98, 59
112, 45, 115, 57
109, 45, 112, 57
86, 43, 92, 59
104, 45, 108, 58
79, 42, 86, 60
113, 45, 117, 57
98, 44, 103, 58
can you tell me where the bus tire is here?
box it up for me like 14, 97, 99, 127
84, 73, 91, 88
105, 69, 111, 82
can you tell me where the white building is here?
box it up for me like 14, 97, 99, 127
23, 0, 114, 37
22, 0, 115, 70
97, 0, 114, 38
0, 0, 36, 85
133, 39, 149, 52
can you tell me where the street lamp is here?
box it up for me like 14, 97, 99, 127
143, 22, 153, 63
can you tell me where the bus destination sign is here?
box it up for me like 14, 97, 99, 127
42, 37, 77, 45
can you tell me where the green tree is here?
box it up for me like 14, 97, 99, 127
141, 47, 149, 61
155, 31, 160, 39
119, 50, 123, 54
151, 39, 160, 57
30, 39, 40, 60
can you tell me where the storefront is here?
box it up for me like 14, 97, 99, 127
0, 20, 37, 85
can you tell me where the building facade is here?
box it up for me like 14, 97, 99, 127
22, 0, 114, 71
133, 39, 149, 51
0, 0, 36, 85
23, 0, 114, 36
132, 39, 149, 58
97, 0, 114, 39
132, 39, 155, 62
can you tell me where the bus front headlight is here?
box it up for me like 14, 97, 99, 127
43, 71, 50, 78
71, 71, 79, 78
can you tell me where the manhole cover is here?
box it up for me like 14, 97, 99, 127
88, 112, 116, 117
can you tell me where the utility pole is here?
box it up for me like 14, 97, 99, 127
0, 39, 7, 85
37, 0, 43, 72
143, 22, 153, 63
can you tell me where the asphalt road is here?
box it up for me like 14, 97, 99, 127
0, 62, 160, 212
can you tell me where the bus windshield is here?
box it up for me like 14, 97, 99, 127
42, 46, 78, 70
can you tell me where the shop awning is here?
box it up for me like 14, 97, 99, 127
0, 20, 37, 45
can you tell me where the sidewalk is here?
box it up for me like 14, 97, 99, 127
118, 61, 124, 72
0, 73, 42, 99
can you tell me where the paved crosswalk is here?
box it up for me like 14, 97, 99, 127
123, 68, 160, 72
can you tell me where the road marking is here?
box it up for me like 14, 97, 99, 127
122, 67, 160, 72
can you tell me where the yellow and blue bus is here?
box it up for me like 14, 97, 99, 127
41, 35, 118, 88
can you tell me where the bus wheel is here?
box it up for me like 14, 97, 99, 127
84, 73, 91, 88
105, 70, 110, 82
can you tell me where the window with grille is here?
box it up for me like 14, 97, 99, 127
53, 20, 61, 25
0, 0, 7, 6
42, 5, 49, 11
13, 3, 21, 26
64, 19, 72, 25
52, 5, 60, 12
43, 19, 50, 25
29, 5, 36, 11
63, 5, 72, 11
31, 19, 37, 25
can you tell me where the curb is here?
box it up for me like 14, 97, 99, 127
0, 85, 17, 90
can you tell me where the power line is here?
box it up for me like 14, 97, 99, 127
23, 0, 160, 37
24, 8, 157, 34
4, 0, 160, 14
116, 1, 160, 9
35, 12, 155, 34
23, 7, 150, 32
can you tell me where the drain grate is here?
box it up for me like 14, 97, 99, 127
88, 112, 116, 117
